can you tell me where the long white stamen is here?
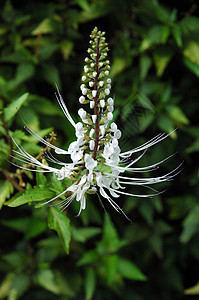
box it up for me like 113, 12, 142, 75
55, 84, 76, 127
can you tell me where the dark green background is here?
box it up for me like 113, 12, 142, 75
0, 0, 199, 299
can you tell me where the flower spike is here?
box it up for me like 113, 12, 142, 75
11, 27, 179, 220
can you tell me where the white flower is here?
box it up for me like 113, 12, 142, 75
100, 100, 105, 108
90, 101, 95, 109
79, 96, 85, 103
108, 97, 114, 105
105, 88, 110, 95
89, 81, 94, 87
82, 88, 87, 95
107, 105, 114, 112
92, 90, 97, 97
92, 115, 97, 123
107, 112, 113, 120
10, 27, 180, 220
82, 75, 86, 81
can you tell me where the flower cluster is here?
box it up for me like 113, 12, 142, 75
11, 27, 179, 219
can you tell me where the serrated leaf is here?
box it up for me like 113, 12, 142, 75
0, 180, 14, 209
48, 207, 71, 254
85, 267, 96, 300
4, 93, 29, 122
6, 185, 55, 207
118, 258, 147, 281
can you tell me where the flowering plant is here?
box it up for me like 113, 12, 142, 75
9, 27, 179, 220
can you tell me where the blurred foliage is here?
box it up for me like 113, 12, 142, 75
0, 0, 199, 299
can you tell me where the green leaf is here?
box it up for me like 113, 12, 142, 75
11, 130, 29, 141
111, 57, 126, 77
157, 114, 175, 134
172, 24, 183, 47
48, 207, 71, 254
183, 57, 199, 77
60, 40, 73, 60
6, 63, 35, 91
184, 282, 199, 295
180, 205, 199, 243
167, 195, 196, 220
32, 18, 53, 35
36, 172, 47, 186
99, 215, 126, 253
77, 250, 99, 266
29, 94, 62, 116
51, 172, 63, 193
149, 234, 163, 258
167, 105, 189, 125
4, 93, 29, 121
0, 180, 14, 209
75, 0, 90, 11
118, 258, 147, 281
139, 201, 154, 225
36, 269, 60, 295
0, 273, 14, 299
39, 44, 59, 60
153, 48, 173, 77
180, 16, 199, 34
139, 55, 152, 80
140, 25, 170, 51
3, 252, 28, 269
6, 185, 55, 207
85, 267, 96, 300
8, 273, 30, 299
24, 217, 48, 240
2, 217, 30, 233
103, 254, 118, 285
183, 41, 199, 65
42, 63, 61, 87
72, 226, 101, 243
186, 139, 199, 153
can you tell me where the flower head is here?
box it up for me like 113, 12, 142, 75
11, 27, 180, 219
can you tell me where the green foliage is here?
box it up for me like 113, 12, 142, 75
0, 0, 198, 298
48, 207, 71, 255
